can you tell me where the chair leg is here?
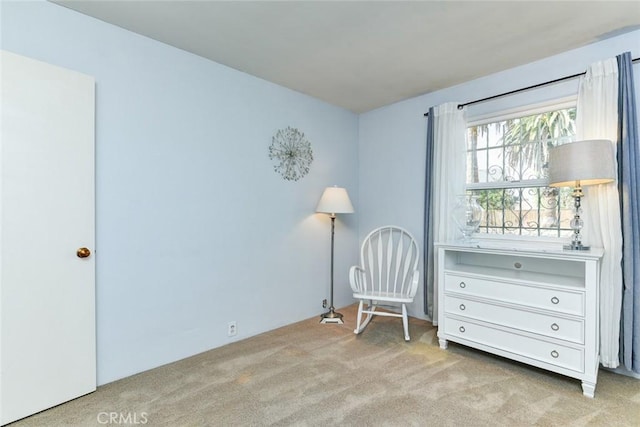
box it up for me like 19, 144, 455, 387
402, 303, 410, 341
354, 300, 364, 335
354, 299, 375, 335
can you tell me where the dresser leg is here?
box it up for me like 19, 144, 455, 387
581, 381, 596, 398
439, 338, 448, 349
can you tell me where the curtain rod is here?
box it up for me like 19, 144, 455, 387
423, 56, 640, 117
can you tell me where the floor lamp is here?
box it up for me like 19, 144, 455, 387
316, 186, 354, 324
548, 139, 615, 250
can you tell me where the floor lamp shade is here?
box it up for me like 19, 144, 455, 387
316, 186, 353, 324
316, 186, 354, 215
548, 139, 615, 250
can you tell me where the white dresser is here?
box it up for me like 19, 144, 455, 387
436, 243, 603, 397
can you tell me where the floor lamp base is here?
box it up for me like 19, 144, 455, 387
320, 308, 344, 324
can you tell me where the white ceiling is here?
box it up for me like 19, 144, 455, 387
52, 0, 640, 113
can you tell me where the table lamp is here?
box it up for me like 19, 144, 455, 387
548, 139, 615, 250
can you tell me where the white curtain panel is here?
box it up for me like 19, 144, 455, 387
576, 58, 623, 368
431, 102, 467, 322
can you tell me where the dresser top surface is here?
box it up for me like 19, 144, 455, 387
435, 242, 604, 260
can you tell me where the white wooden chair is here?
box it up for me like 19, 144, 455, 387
349, 226, 420, 341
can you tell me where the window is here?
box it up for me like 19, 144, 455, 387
466, 105, 576, 238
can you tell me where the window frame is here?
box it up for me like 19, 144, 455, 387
464, 96, 578, 245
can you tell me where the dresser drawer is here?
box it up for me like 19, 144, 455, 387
444, 273, 584, 316
444, 296, 584, 344
444, 317, 584, 373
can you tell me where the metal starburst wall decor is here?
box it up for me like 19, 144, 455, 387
268, 126, 313, 181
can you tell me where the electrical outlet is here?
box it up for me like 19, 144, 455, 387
227, 321, 237, 337
322, 299, 327, 308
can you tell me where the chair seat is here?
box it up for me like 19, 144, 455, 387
353, 291, 413, 303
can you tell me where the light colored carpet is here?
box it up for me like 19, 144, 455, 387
9, 304, 640, 426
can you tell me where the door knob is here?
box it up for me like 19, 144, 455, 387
77, 247, 91, 258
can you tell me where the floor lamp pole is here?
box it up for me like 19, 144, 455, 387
320, 214, 343, 323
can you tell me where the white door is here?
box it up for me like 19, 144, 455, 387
0, 50, 96, 425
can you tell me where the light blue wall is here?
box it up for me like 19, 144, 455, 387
4, 0, 639, 386
1, 1, 359, 384
359, 30, 640, 320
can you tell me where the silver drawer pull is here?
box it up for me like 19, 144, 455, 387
459, 326, 465, 333
459, 281, 466, 288
551, 350, 559, 358
551, 323, 560, 331
459, 304, 466, 311
551, 296, 560, 305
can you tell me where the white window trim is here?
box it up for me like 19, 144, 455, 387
467, 96, 578, 127
466, 178, 549, 191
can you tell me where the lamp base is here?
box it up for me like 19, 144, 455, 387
320, 308, 344, 324
564, 242, 591, 251
564, 186, 590, 252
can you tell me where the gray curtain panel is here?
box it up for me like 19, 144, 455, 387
617, 51, 639, 373
424, 107, 435, 318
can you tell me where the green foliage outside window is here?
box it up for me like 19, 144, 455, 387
475, 189, 516, 211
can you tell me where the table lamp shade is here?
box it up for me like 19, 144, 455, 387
548, 139, 616, 188
316, 186, 354, 215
